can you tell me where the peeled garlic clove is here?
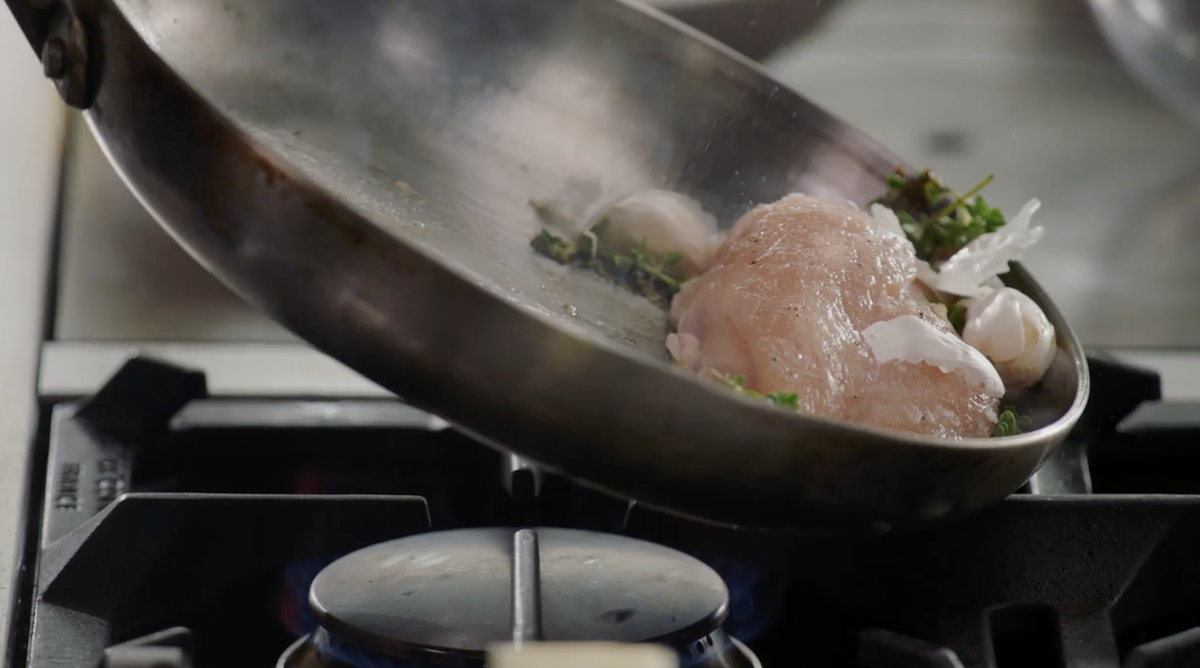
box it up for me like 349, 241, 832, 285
961, 287, 1056, 388
587, 190, 720, 277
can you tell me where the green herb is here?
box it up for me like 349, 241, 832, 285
874, 169, 1009, 263
529, 226, 685, 308
993, 406, 1033, 437
590, 218, 611, 240
765, 392, 800, 409
530, 229, 578, 264
946, 301, 968, 334
719, 374, 800, 410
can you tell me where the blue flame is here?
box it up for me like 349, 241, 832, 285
576, 498, 788, 643
707, 556, 789, 642
281, 557, 336, 636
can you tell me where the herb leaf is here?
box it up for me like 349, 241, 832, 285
530, 228, 685, 308
530, 229, 579, 264
993, 406, 1033, 437
946, 302, 968, 334
718, 374, 799, 411
765, 392, 800, 409
874, 169, 1008, 263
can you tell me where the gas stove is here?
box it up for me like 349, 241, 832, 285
8, 350, 1200, 668
25, 356, 781, 668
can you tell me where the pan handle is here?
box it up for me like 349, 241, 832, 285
4, 0, 95, 109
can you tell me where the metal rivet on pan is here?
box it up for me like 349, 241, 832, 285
41, 38, 66, 79
44, 8, 92, 110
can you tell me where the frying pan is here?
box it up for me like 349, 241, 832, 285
5, 0, 1089, 532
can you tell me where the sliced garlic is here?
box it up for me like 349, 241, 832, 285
931, 198, 1045, 297
961, 287, 1056, 388
862, 315, 1005, 398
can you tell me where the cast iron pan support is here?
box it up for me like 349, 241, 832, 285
1026, 352, 1161, 495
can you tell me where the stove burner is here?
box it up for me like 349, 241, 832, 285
299, 527, 758, 667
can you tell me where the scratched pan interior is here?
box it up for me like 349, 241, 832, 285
94, 0, 1089, 532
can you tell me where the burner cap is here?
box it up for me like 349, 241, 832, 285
309, 527, 729, 658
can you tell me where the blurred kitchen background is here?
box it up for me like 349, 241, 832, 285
8, 0, 1200, 397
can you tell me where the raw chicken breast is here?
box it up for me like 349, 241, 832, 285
667, 194, 1000, 438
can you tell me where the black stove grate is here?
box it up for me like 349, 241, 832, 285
16, 354, 1200, 668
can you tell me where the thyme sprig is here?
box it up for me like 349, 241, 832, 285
530, 221, 685, 308
875, 169, 1008, 263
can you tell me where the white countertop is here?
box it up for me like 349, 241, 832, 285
0, 15, 66, 668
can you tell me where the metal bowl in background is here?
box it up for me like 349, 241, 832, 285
1090, 0, 1200, 127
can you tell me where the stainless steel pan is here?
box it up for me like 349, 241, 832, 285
5, 0, 1089, 532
